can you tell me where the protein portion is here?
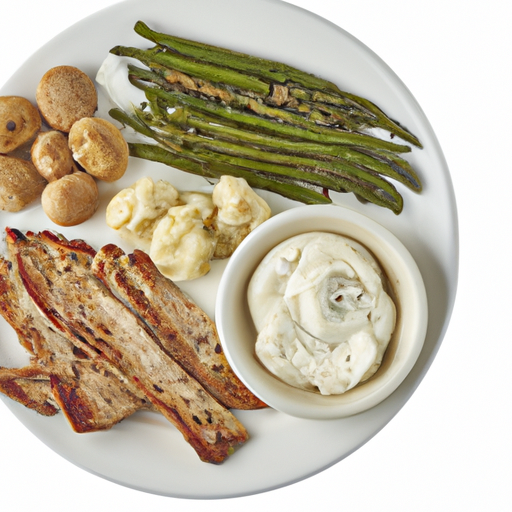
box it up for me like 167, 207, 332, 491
0, 228, 265, 463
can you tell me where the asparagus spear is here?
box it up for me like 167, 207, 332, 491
110, 108, 403, 214
132, 21, 422, 147
310, 89, 422, 148
130, 76, 412, 154
111, 45, 270, 96
122, 61, 376, 143
129, 141, 402, 212
139, 104, 412, 200
125, 61, 370, 132
156, 106, 421, 192
133, 20, 339, 93
129, 142, 332, 205
119, 48, 418, 148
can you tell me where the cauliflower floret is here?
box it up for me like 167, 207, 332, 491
179, 191, 216, 226
106, 175, 271, 281
106, 177, 181, 250
149, 203, 217, 281
212, 175, 271, 258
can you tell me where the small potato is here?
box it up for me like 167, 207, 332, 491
0, 154, 46, 212
69, 117, 129, 182
31, 130, 74, 182
36, 66, 97, 132
41, 171, 99, 226
0, 96, 42, 153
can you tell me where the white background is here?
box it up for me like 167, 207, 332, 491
1, 0, 510, 510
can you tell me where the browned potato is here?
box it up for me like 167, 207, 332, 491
0, 96, 42, 153
36, 66, 97, 132
0, 154, 47, 212
41, 171, 99, 226
68, 117, 129, 182
31, 130, 74, 182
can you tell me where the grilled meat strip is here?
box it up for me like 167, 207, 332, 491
0, 250, 154, 432
93, 244, 266, 410
7, 228, 248, 463
0, 366, 58, 416
1, 255, 58, 415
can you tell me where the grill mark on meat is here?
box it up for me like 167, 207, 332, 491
71, 364, 81, 379
72, 346, 89, 359
7, 229, 248, 463
51, 375, 95, 429
92, 245, 266, 410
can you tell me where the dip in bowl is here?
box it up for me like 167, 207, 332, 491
216, 205, 428, 419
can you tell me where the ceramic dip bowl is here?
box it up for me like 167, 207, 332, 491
216, 205, 428, 419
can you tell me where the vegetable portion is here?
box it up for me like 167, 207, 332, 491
108, 22, 423, 214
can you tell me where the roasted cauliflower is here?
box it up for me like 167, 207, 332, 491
106, 175, 271, 281
106, 177, 180, 250
212, 175, 271, 259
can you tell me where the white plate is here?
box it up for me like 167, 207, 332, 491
0, 0, 457, 499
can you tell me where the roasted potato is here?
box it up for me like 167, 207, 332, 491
68, 117, 129, 182
41, 171, 99, 226
36, 66, 97, 132
0, 96, 41, 154
31, 130, 74, 182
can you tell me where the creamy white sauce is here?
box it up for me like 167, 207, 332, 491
96, 53, 148, 116
248, 232, 396, 395
95, 54, 156, 144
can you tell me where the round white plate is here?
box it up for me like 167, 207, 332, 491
0, 0, 457, 499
